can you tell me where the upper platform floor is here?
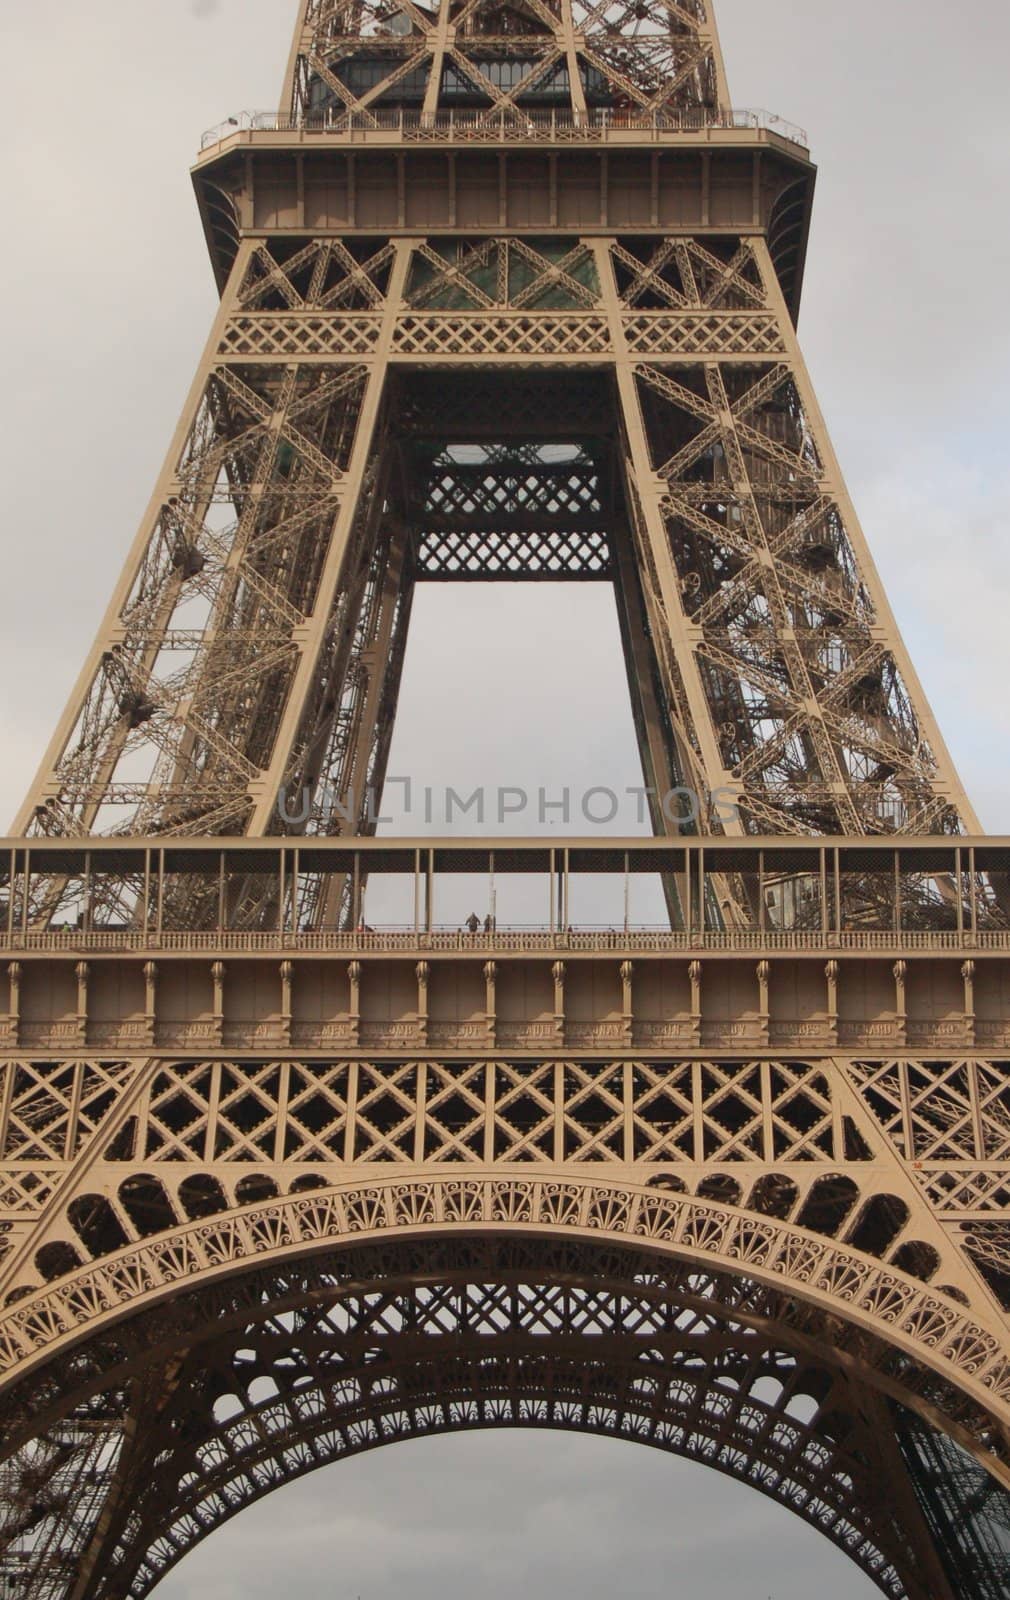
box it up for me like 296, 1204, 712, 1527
4, 835, 1008, 955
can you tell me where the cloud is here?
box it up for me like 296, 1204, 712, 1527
856, 452, 1010, 829
158, 1433, 880, 1600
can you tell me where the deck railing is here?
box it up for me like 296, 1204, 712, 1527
199, 106, 809, 153
4, 926, 1006, 956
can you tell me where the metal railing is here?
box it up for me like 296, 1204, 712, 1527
199, 106, 809, 153
4, 926, 1006, 956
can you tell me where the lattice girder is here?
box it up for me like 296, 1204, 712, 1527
15, 233, 977, 841
4, 1042, 1009, 1330
408, 440, 615, 578
284, 0, 729, 128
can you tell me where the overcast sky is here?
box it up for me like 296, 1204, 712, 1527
1, 1, 1009, 1594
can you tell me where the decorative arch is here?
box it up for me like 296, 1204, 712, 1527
2, 1173, 1010, 1600
0, 1234, 954, 1600
3, 1173, 1010, 1430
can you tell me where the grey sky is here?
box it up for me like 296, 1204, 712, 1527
0, 1, 1008, 1594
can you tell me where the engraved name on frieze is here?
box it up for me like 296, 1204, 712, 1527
497, 1022, 557, 1043
566, 1022, 626, 1044
428, 1021, 487, 1042
156, 1021, 221, 1045
635, 1021, 691, 1043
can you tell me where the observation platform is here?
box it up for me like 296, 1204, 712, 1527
190, 106, 816, 312
198, 106, 810, 157
3, 836, 1008, 1061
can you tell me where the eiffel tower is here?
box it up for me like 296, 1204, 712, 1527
3, 2, 1010, 1596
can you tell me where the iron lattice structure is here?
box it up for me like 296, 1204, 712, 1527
2, 2, 1010, 1597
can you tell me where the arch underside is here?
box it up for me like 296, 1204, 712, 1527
3, 1235, 1010, 1600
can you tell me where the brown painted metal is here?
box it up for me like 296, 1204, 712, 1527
1, 3, 1007, 1598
